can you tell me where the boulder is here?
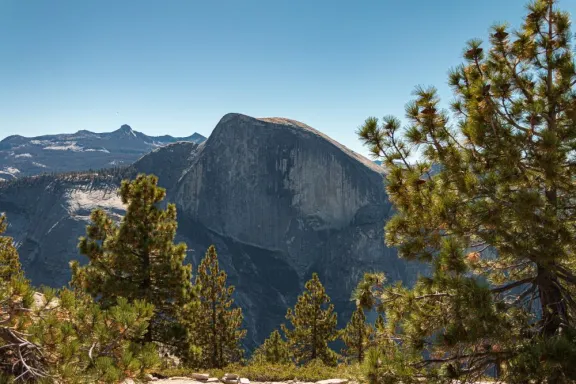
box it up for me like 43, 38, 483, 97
316, 380, 349, 384
191, 373, 209, 381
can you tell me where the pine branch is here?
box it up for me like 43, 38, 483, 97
491, 278, 534, 294
555, 265, 576, 285
496, 97, 534, 135
415, 349, 510, 368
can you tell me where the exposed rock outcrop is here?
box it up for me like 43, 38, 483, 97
0, 113, 420, 350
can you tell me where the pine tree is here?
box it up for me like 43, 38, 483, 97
282, 273, 338, 366
182, 245, 245, 369
357, 0, 576, 381
70, 174, 195, 349
252, 329, 291, 365
0, 214, 159, 383
340, 306, 371, 363
372, 314, 386, 347
0, 215, 21, 284
0, 214, 42, 381
30, 289, 160, 383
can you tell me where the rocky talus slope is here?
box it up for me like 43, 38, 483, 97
0, 113, 421, 350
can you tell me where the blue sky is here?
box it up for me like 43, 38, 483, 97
1, 0, 574, 157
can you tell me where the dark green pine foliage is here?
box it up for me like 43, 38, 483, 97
30, 290, 159, 383
0, 214, 40, 381
372, 314, 386, 346
340, 305, 371, 363
0, 214, 159, 383
183, 245, 246, 369
70, 174, 195, 347
357, 0, 576, 381
251, 329, 291, 365
282, 273, 338, 366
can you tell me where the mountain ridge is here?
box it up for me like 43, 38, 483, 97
0, 125, 206, 180
0, 124, 205, 145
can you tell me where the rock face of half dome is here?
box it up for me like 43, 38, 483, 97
171, 113, 414, 347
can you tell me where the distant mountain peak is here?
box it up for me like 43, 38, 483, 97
114, 124, 136, 137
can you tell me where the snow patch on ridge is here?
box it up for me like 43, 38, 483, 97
0, 167, 20, 176
30, 140, 52, 146
44, 142, 83, 152
65, 189, 125, 217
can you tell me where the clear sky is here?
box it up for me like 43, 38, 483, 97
1, 1, 574, 157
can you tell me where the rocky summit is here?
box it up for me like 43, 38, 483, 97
0, 124, 206, 180
0, 113, 420, 350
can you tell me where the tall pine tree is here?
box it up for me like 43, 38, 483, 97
251, 329, 291, 365
182, 245, 245, 369
282, 273, 338, 366
358, 0, 576, 381
70, 174, 195, 348
340, 305, 371, 363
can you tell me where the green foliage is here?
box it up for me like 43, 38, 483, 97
282, 273, 338, 366
357, 0, 576, 381
507, 328, 576, 383
251, 329, 290, 365
71, 174, 196, 349
0, 214, 40, 381
352, 272, 386, 311
30, 290, 160, 383
340, 306, 371, 363
181, 245, 246, 369
0, 214, 159, 383
372, 314, 386, 345
363, 346, 421, 384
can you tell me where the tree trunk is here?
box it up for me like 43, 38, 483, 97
143, 323, 153, 343
212, 298, 217, 368
536, 264, 568, 337
142, 246, 153, 343
311, 307, 317, 361
358, 328, 364, 363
